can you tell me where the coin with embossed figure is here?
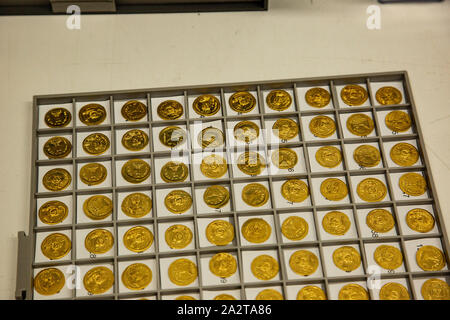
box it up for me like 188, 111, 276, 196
85, 229, 114, 254
122, 129, 149, 152
421, 279, 450, 300
79, 103, 107, 126
83, 195, 113, 220
121, 100, 147, 121
379, 282, 410, 300
161, 161, 189, 183
309, 115, 336, 138
237, 151, 266, 176
38, 200, 69, 225
390, 143, 419, 167
200, 154, 228, 179
338, 284, 369, 300
340, 84, 368, 106
123, 226, 153, 253
44, 107, 72, 128
34, 268, 66, 296
193, 94, 221, 116
121, 159, 151, 184
416, 245, 446, 271
399, 172, 427, 196
233, 121, 260, 143
385, 110, 411, 132
122, 263, 152, 290
406, 208, 435, 233
289, 250, 319, 276
83, 266, 114, 295
168, 258, 198, 286
353, 145, 381, 167
266, 90, 292, 111
206, 220, 234, 246
198, 127, 225, 149
333, 246, 361, 272
281, 179, 309, 203
251, 255, 279, 280
41, 233, 71, 260
271, 148, 298, 170
315, 146, 342, 168
165, 224, 193, 249
242, 218, 271, 243
322, 211, 351, 236
80, 163, 108, 186
357, 178, 387, 202
366, 209, 395, 233
272, 118, 299, 140
209, 252, 237, 278
214, 294, 236, 300
164, 190, 192, 214
374, 245, 403, 270
229, 91, 256, 113
82, 133, 110, 155
121, 192, 152, 218
256, 289, 283, 300
157, 100, 183, 120
242, 183, 269, 207
305, 87, 331, 108
346, 113, 374, 136
203, 185, 230, 209
297, 286, 326, 300
376, 86, 402, 105
43, 136, 72, 159
42, 168, 72, 191
320, 178, 348, 201
281, 216, 309, 241
159, 126, 187, 148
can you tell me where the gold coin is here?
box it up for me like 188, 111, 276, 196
281, 179, 309, 203
309, 115, 336, 138
43, 136, 72, 159
376, 86, 403, 105
416, 245, 446, 271
233, 121, 260, 143
421, 279, 450, 300
333, 246, 361, 272
82, 133, 110, 155
353, 145, 381, 167
242, 183, 269, 207
198, 127, 225, 149
357, 178, 387, 202
165, 224, 193, 249
85, 229, 114, 254
209, 252, 237, 278
315, 146, 342, 168
340, 84, 368, 106
379, 282, 410, 300
242, 218, 271, 243
272, 118, 299, 140
281, 216, 308, 241
390, 143, 419, 167
44, 107, 72, 128
157, 100, 183, 120
200, 154, 228, 179
271, 148, 298, 169
366, 209, 395, 233
255, 289, 283, 300
83, 195, 113, 220
289, 250, 319, 276
385, 110, 411, 132
121, 100, 147, 121
406, 208, 435, 233
164, 190, 192, 214
214, 294, 236, 300
305, 87, 331, 108
374, 245, 403, 270
161, 161, 189, 183
176, 295, 196, 300
320, 178, 348, 201
34, 268, 65, 296
121, 129, 149, 151
203, 185, 230, 209
251, 255, 279, 280
193, 94, 221, 116
123, 226, 154, 253
168, 258, 198, 286
322, 211, 351, 236
338, 284, 369, 300
237, 151, 266, 176
122, 263, 152, 290
121, 159, 151, 184
79, 103, 107, 126
83, 266, 114, 295
41, 233, 71, 260
399, 172, 427, 196
229, 91, 256, 113
266, 89, 292, 111
121, 192, 152, 218
38, 200, 69, 225
80, 163, 108, 186
346, 113, 374, 136
159, 126, 187, 148
297, 286, 326, 300
206, 220, 234, 246
42, 168, 72, 191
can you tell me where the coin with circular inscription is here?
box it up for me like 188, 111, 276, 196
123, 226, 154, 253
379, 282, 410, 300
42, 168, 72, 191
237, 151, 266, 176
43, 136, 72, 159
289, 250, 319, 276
340, 84, 368, 106
85, 229, 114, 254
241, 183, 269, 207
251, 255, 279, 280
366, 209, 395, 233
357, 178, 387, 202
305, 87, 331, 108
421, 279, 450, 300
176, 295, 196, 300
44, 108, 72, 128
315, 146, 342, 168
159, 126, 187, 148
333, 246, 361, 272
164, 190, 192, 214
79, 103, 107, 126
161, 161, 189, 183
281, 216, 309, 241
165, 224, 193, 249
322, 211, 351, 236
83, 266, 114, 295
385, 110, 411, 132
416, 245, 446, 271
121, 159, 151, 184
80, 163, 108, 186
297, 286, 326, 300
256, 289, 283, 300
353, 145, 381, 167
241, 218, 271, 243
281, 179, 309, 203
338, 284, 369, 300
121, 192, 152, 218
198, 127, 225, 149
266, 90, 292, 111
209, 252, 237, 278
320, 178, 348, 201
399, 172, 427, 196
168, 258, 198, 286
34, 268, 66, 296
272, 118, 299, 140
38, 200, 69, 225
406, 208, 435, 233
193, 94, 221, 116
121, 129, 149, 152
41, 233, 71, 260
374, 245, 403, 270
271, 148, 298, 170
122, 263, 152, 290
200, 154, 228, 179
390, 143, 419, 167
214, 294, 236, 300
233, 121, 260, 143
376, 86, 402, 105
83, 195, 113, 220
203, 185, 230, 209
309, 115, 336, 138
82, 133, 110, 155
157, 100, 183, 120
121, 100, 147, 121
346, 113, 374, 136
206, 220, 234, 246
229, 91, 256, 113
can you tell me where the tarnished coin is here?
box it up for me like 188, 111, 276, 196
80, 163, 108, 186
42, 168, 72, 191
305, 87, 331, 108
200, 154, 228, 179
168, 258, 198, 286
272, 118, 299, 140
271, 148, 298, 169
176, 295, 196, 300
82, 133, 110, 155
241, 218, 271, 243
83, 266, 114, 295
399, 172, 427, 196
237, 151, 266, 176
209, 252, 237, 278
157, 100, 183, 120
121, 100, 147, 121
251, 255, 279, 280
256, 289, 284, 300
229, 91, 256, 113
161, 161, 189, 183
333, 246, 361, 272
374, 245, 403, 270
309, 115, 336, 138
322, 211, 351, 236
297, 286, 326, 300
233, 121, 260, 143
198, 127, 225, 149
379, 282, 410, 300
390, 143, 419, 167
376, 86, 403, 105
41, 233, 71, 260
281, 179, 309, 203
421, 279, 450, 300
353, 145, 381, 167
38, 200, 69, 225
366, 209, 395, 233
315, 146, 342, 168
206, 220, 234, 246
406, 208, 435, 233
357, 178, 387, 202
121, 159, 151, 184
340, 84, 368, 106
121, 129, 149, 151
34, 268, 65, 296
165, 224, 193, 249
79, 103, 107, 126
122, 263, 152, 290
346, 113, 374, 136
164, 190, 192, 214
193, 94, 221, 116
320, 178, 348, 201
83, 195, 113, 220
385, 110, 411, 132
241, 183, 269, 207
416, 245, 446, 271
85, 229, 114, 254
266, 89, 292, 111
203, 185, 230, 209
159, 126, 187, 148
289, 250, 319, 276
338, 284, 369, 300
214, 294, 236, 300
121, 192, 152, 218
123, 226, 154, 253
281, 216, 309, 241
44, 107, 72, 128
43, 136, 72, 159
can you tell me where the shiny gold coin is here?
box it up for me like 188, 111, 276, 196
34, 268, 65, 296
385, 110, 411, 132
357, 178, 387, 202
123, 226, 154, 253
193, 94, 221, 116
84, 229, 114, 254
200, 154, 228, 179
271, 148, 298, 169
242, 218, 271, 244
176, 295, 196, 300
309, 115, 336, 138
121, 100, 147, 121
159, 126, 187, 148
122, 263, 152, 290
80, 163, 107, 186
198, 127, 225, 149
237, 151, 266, 176
366, 209, 395, 233
281, 179, 309, 203
121, 192, 152, 218
161, 161, 189, 183
251, 255, 279, 280
320, 178, 348, 201
305, 87, 331, 108
168, 258, 198, 286
406, 208, 435, 233
242, 183, 269, 207
340, 84, 368, 106
233, 121, 260, 143
203, 185, 230, 209
121, 159, 151, 184
272, 118, 299, 140
83, 266, 114, 295
83, 195, 113, 220
42, 168, 72, 192
338, 284, 369, 300
41, 233, 71, 260
79, 103, 107, 126
297, 286, 326, 300
353, 145, 381, 167
399, 172, 427, 196
209, 252, 237, 278
164, 190, 192, 214
44, 107, 72, 128
256, 289, 283, 300
165, 224, 193, 249
157, 100, 183, 120
421, 279, 450, 300
376, 86, 403, 105
390, 143, 419, 167
416, 245, 446, 271
333, 246, 361, 272
229, 91, 256, 113
38, 200, 69, 225
322, 211, 351, 236
206, 220, 234, 246
121, 129, 149, 152
214, 294, 236, 300
281, 216, 309, 241
379, 282, 410, 300
266, 89, 292, 111
374, 245, 403, 270
346, 113, 374, 136
289, 250, 319, 276
82, 133, 110, 155
43, 136, 72, 159
315, 146, 342, 168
